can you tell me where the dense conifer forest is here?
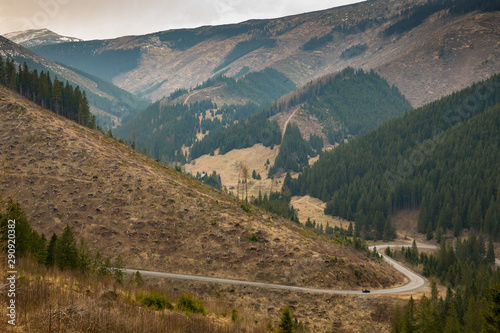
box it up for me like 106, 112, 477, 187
0, 56, 95, 127
290, 74, 500, 241
389, 234, 500, 332
269, 123, 314, 176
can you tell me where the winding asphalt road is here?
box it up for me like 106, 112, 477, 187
124, 242, 439, 295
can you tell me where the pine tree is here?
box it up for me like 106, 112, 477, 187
464, 296, 482, 333
0, 200, 34, 256
391, 304, 403, 333
402, 296, 416, 333
347, 222, 353, 236
134, 271, 144, 286
55, 224, 79, 270
46, 233, 58, 267
36, 233, 48, 265
483, 284, 500, 332
279, 306, 294, 333
113, 255, 124, 284
51, 77, 63, 114
77, 238, 92, 272
444, 304, 462, 333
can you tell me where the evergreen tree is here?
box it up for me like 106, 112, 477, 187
463, 296, 482, 333
443, 304, 462, 333
77, 238, 92, 272
113, 255, 124, 284
55, 224, 79, 270
483, 284, 500, 332
46, 233, 58, 267
0, 200, 35, 256
278, 306, 294, 333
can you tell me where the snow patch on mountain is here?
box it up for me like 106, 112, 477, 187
3, 28, 82, 48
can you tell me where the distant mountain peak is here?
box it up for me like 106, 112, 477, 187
3, 28, 82, 48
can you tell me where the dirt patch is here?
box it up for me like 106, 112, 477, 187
291, 195, 346, 229
186, 144, 282, 199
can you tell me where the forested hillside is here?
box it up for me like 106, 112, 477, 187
188, 67, 296, 107
269, 123, 314, 176
0, 36, 146, 128
191, 68, 411, 160
116, 68, 294, 163
276, 67, 411, 142
0, 56, 94, 127
389, 234, 500, 332
290, 74, 500, 240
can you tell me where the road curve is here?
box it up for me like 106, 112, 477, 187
124, 243, 436, 295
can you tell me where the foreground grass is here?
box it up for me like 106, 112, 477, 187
0, 258, 270, 332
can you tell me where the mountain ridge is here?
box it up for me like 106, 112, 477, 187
3, 28, 82, 48
23, 0, 500, 107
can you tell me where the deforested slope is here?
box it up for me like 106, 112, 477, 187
0, 86, 404, 290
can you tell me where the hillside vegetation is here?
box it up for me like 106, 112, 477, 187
191, 67, 411, 160
270, 67, 411, 142
117, 68, 295, 163
290, 73, 500, 241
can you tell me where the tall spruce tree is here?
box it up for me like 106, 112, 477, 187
55, 224, 79, 270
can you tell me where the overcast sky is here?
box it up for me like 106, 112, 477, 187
1, 0, 365, 40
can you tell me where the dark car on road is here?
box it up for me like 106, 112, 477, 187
362, 289, 370, 293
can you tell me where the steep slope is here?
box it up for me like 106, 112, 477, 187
3, 28, 82, 48
190, 67, 411, 159
291, 73, 500, 240
0, 36, 146, 127
115, 67, 296, 163
0, 86, 404, 290
27, 0, 500, 106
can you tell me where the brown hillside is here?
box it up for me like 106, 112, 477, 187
0, 86, 404, 290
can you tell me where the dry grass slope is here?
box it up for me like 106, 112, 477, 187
0, 87, 403, 291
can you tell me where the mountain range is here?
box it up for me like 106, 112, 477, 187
5, 0, 498, 109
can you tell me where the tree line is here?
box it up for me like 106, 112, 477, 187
116, 67, 295, 164
0, 56, 95, 128
192, 67, 410, 164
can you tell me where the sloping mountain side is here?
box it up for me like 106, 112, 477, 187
0, 86, 405, 290
168, 67, 296, 107
271, 67, 412, 143
289, 73, 500, 241
4, 28, 82, 48
26, 0, 499, 106
0, 36, 146, 127
115, 67, 295, 163
190, 67, 411, 161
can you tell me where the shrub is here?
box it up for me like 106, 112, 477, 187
176, 294, 206, 315
136, 291, 173, 310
